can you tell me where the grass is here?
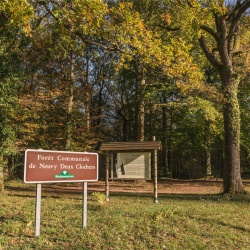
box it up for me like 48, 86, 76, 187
1, 180, 250, 249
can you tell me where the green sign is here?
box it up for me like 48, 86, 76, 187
54, 171, 75, 179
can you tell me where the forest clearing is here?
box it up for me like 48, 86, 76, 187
1, 1, 250, 248
1, 179, 250, 249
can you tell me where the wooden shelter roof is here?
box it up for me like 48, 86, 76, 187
100, 141, 161, 151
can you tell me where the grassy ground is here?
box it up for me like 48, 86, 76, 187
1, 180, 250, 250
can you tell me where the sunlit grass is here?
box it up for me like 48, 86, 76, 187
0, 181, 250, 249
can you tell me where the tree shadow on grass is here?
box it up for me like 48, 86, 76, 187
5, 183, 250, 203
108, 192, 250, 203
159, 193, 250, 203
200, 217, 250, 233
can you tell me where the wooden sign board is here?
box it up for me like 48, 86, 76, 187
24, 149, 98, 183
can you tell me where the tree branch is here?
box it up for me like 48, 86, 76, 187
227, 0, 250, 22
227, 0, 250, 59
200, 25, 219, 42
157, 24, 180, 32
198, 35, 222, 72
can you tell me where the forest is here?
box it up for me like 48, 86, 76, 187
0, 0, 249, 194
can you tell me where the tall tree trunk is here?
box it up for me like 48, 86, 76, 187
205, 149, 212, 176
204, 123, 212, 176
83, 52, 91, 133
222, 79, 244, 193
162, 106, 168, 176
137, 76, 146, 141
0, 156, 4, 193
65, 52, 75, 150
134, 61, 146, 141
85, 92, 91, 133
122, 115, 128, 141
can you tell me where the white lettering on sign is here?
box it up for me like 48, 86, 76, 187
57, 155, 90, 161
37, 155, 54, 161
29, 163, 36, 168
39, 163, 57, 170
60, 164, 73, 169
76, 164, 96, 169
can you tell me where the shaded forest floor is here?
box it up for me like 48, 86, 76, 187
6, 178, 250, 196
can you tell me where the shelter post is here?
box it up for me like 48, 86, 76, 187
105, 154, 110, 201
153, 149, 158, 203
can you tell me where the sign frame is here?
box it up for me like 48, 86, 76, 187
24, 149, 98, 183
24, 149, 98, 236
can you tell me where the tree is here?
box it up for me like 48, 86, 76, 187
0, 0, 33, 192
195, 0, 250, 194
160, 0, 249, 192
